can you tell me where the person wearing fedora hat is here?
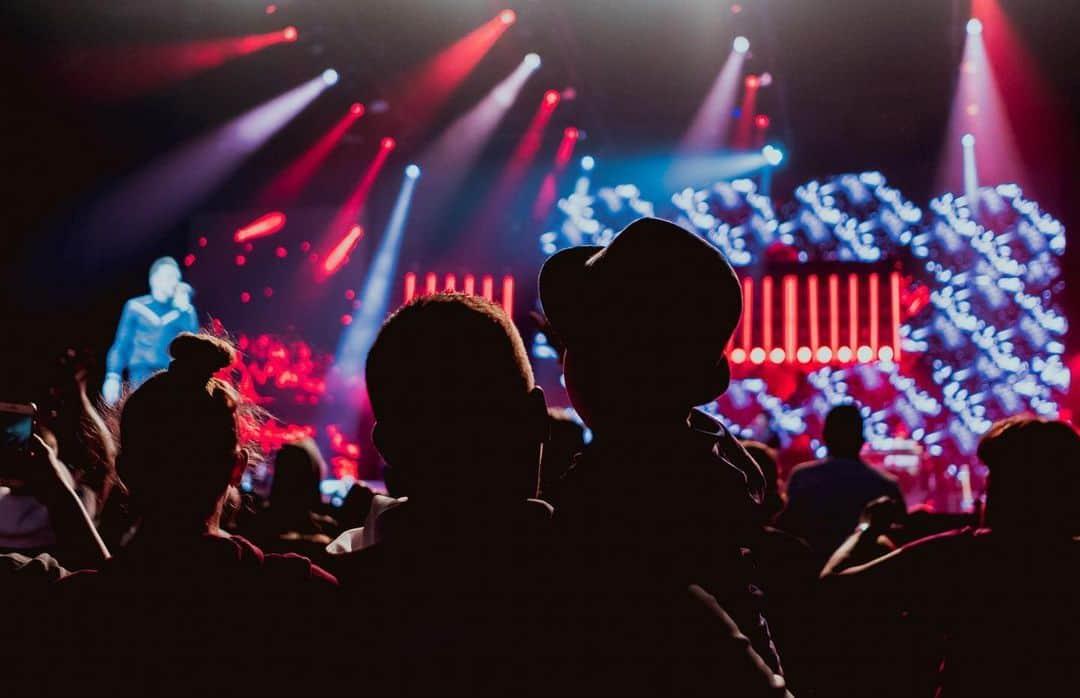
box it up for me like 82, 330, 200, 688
539, 217, 786, 693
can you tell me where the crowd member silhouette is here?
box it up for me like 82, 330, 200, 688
779, 403, 905, 562
46, 333, 337, 696
537, 407, 586, 508
328, 294, 554, 695
742, 441, 818, 691
243, 437, 339, 564
822, 416, 1080, 697
539, 217, 787, 695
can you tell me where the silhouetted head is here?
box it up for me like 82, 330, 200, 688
116, 333, 255, 532
366, 294, 547, 508
539, 217, 741, 430
743, 440, 783, 520
978, 416, 1080, 534
823, 404, 865, 458
148, 257, 181, 302
270, 438, 326, 516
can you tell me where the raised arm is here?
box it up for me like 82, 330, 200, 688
103, 301, 136, 404
24, 434, 110, 570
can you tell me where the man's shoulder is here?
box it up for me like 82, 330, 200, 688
788, 459, 828, 480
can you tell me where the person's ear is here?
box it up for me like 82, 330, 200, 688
230, 448, 249, 486
525, 387, 549, 443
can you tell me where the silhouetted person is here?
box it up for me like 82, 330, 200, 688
328, 294, 552, 695
539, 217, 787, 695
822, 416, 1080, 697
743, 441, 818, 693
245, 438, 339, 563
779, 403, 904, 562
51, 334, 336, 696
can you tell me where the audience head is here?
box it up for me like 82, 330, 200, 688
148, 256, 181, 302
269, 438, 326, 516
823, 403, 865, 458
978, 416, 1080, 534
539, 217, 741, 429
742, 440, 783, 520
366, 293, 547, 506
116, 333, 254, 532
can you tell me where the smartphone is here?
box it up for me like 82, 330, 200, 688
0, 402, 35, 456
0, 403, 37, 482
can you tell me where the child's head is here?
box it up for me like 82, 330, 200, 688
366, 294, 547, 504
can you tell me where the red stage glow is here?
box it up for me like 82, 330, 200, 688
783, 275, 797, 364
183, 253, 196, 267
235, 255, 247, 266
321, 225, 364, 277
240, 292, 251, 303
402, 271, 515, 316
808, 274, 820, 351
890, 271, 903, 361
762, 276, 774, 351
848, 274, 859, 352
275, 246, 288, 258
381, 136, 397, 150
745, 75, 760, 89
265, 4, 277, 14
755, 114, 770, 128
828, 274, 840, 354
500, 9, 517, 25
283, 26, 298, 42
544, 90, 561, 106
741, 277, 754, 351
234, 211, 287, 243
501, 276, 515, 318
564, 126, 580, 140
869, 272, 880, 354
259, 106, 365, 206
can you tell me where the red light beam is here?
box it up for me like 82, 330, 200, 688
234, 211, 287, 243
321, 224, 364, 278
389, 12, 515, 137
53, 29, 299, 100
259, 105, 364, 206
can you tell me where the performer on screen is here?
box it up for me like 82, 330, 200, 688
102, 257, 198, 404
